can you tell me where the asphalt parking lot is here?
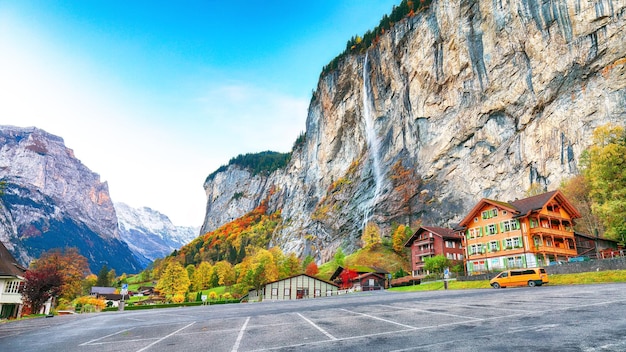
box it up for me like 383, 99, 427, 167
2, 283, 626, 351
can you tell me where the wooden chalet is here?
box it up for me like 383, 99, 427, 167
457, 190, 581, 274
404, 226, 464, 277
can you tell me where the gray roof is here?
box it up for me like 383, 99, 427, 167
0, 241, 26, 277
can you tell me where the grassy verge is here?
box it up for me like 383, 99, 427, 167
388, 270, 626, 292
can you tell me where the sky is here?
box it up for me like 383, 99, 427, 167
0, 1, 399, 227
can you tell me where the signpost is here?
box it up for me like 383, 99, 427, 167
443, 267, 450, 290
119, 283, 128, 311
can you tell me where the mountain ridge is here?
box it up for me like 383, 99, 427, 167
200, 0, 626, 263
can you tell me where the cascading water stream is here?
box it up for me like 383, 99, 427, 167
361, 52, 383, 230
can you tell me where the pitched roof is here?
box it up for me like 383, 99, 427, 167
0, 241, 26, 278
329, 266, 388, 281
509, 190, 559, 215
510, 190, 581, 219
90, 286, 116, 295
457, 190, 581, 229
258, 273, 339, 289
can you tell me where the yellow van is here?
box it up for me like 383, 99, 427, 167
490, 268, 548, 289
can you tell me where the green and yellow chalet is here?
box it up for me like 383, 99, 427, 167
457, 190, 581, 275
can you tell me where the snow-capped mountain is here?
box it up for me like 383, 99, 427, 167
115, 202, 199, 266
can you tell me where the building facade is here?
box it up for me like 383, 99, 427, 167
248, 274, 338, 302
458, 191, 581, 275
404, 226, 464, 277
0, 242, 26, 319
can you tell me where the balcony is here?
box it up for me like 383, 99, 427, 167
413, 237, 434, 246
529, 227, 573, 236
413, 248, 435, 256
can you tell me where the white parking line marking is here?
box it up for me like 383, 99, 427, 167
126, 318, 144, 322
297, 313, 337, 340
378, 304, 485, 321
135, 322, 195, 352
231, 316, 250, 352
340, 308, 416, 329
80, 327, 135, 346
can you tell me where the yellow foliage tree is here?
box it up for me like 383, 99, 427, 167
191, 261, 213, 291
213, 261, 235, 287
392, 225, 410, 254
361, 222, 382, 248
155, 262, 190, 298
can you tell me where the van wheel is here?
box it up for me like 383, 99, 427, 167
528, 281, 536, 287
492, 283, 500, 289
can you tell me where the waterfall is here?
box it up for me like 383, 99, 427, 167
362, 52, 383, 229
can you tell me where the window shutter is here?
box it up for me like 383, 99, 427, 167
479, 227, 483, 237
497, 241, 501, 251
515, 220, 520, 230
517, 236, 523, 248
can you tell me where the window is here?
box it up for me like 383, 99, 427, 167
482, 208, 498, 219
468, 227, 482, 238
546, 239, 553, 247
470, 244, 484, 255
326, 290, 333, 297
474, 217, 479, 223
504, 237, 522, 249
284, 288, 290, 296
445, 241, 454, 248
314, 289, 321, 297
447, 253, 454, 259
512, 237, 521, 248
4, 280, 21, 294
500, 220, 520, 232
486, 224, 497, 235
490, 241, 499, 252
271, 288, 278, 296
530, 219, 538, 228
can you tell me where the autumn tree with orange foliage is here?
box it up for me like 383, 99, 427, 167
30, 247, 90, 300
176, 198, 281, 267
304, 261, 319, 276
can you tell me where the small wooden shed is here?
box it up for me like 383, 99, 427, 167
248, 274, 338, 302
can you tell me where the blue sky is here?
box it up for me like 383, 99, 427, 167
0, 1, 399, 227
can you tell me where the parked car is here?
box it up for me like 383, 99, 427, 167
568, 256, 590, 263
490, 268, 548, 289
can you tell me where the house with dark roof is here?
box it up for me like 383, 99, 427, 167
457, 190, 581, 274
90, 286, 116, 295
0, 241, 26, 319
404, 226, 465, 277
329, 266, 389, 290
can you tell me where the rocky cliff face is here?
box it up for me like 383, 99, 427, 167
201, 0, 626, 262
0, 126, 142, 274
115, 202, 199, 266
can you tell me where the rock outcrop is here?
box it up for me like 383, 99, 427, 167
202, 0, 626, 262
0, 126, 142, 274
